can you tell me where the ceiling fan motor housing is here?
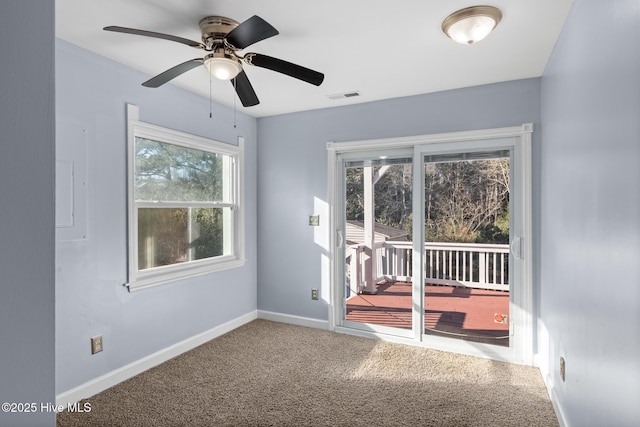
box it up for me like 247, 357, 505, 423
199, 16, 239, 48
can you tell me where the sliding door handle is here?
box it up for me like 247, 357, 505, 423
510, 237, 522, 259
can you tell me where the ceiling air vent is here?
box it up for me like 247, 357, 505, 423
327, 91, 361, 100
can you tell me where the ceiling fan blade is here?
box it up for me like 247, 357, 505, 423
142, 59, 204, 88
225, 16, 279, 49
245, 53, 324, 86
232, 71, 260, 107
103, 26, 204, 49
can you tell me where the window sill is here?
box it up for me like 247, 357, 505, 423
126, 258, 246, 291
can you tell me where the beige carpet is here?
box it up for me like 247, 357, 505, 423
57, 320, 558, 426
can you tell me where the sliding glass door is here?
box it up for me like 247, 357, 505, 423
420, 149, 512, 348
328, 125, 533, 364
335, 149, 415, 338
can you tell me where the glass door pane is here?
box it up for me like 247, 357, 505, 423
422, 151, 511, 347
342, 156, 414, 334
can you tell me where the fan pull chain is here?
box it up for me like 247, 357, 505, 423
209, 71, 213, 118
233, 77, 237, 129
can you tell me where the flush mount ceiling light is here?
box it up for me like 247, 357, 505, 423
442, 5, 502, 45
204, 51, 243, 80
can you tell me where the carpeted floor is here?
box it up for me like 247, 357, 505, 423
57, 320, 559, 426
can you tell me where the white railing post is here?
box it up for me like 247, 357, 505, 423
479, 252, 486, 286
352, 245, 362, 293
462, 250, 467, 282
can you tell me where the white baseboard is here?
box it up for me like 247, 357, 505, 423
532, 352, 541, 368
257, 310, 329, 330
544, 373, 568, 427
56, 310, 258, 407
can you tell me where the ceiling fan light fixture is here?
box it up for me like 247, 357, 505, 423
442, 5, 502, 45
204, 52, 242, 80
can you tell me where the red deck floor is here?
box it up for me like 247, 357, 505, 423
346, 281, 510, 347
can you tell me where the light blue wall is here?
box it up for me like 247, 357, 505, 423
539, 0, 640, 425
55, 40, 258, 393
0, 1, 56, 426
256, 79, 541, 321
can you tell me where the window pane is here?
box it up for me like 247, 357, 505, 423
135, 137, 228, 202
138, 207, 229, 270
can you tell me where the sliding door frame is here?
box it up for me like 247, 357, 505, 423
327, 124, 533, 365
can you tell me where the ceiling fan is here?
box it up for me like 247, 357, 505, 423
104, 15, 325, 107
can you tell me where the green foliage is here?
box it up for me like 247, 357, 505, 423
345, 167, 364, 221
346, 165, 413, 235
475, 207, 510, 244
346, 158, 510, 244
135, 137, 224, 202
137, 207, 225, 269
192, 207, 224, 259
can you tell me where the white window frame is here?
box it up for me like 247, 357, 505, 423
126, 104, 245, 291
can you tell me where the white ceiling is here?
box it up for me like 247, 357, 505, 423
56, 0, 573, 118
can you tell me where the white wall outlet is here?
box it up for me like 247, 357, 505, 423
309, 215, 320, 226
91, 335, 103, 354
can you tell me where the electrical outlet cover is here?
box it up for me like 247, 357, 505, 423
91, 336, 103, 354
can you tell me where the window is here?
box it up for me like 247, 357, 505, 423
126, 105, 244, 290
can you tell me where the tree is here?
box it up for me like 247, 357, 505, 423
425, 159, 509, 243
346, 164, 413, 233
345, 158, 510, 244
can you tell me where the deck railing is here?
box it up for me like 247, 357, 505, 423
346, 241, 509, 293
